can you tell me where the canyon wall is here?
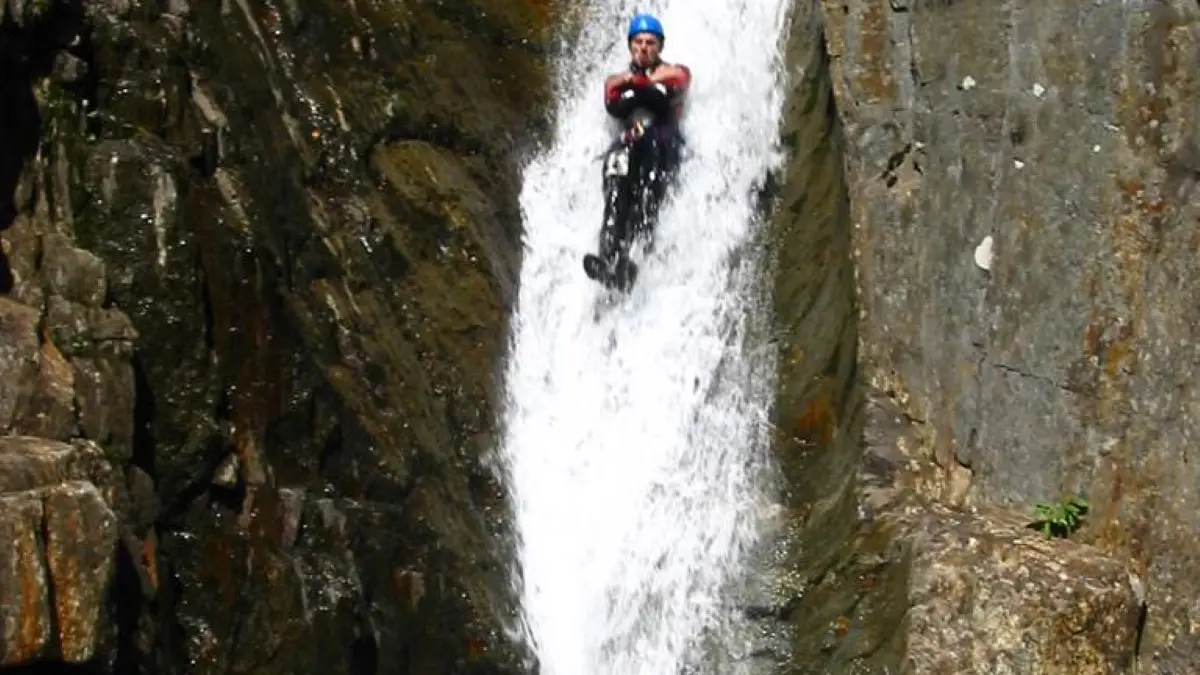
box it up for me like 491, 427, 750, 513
764, 0, 1199, 672
0, 0, 562, 671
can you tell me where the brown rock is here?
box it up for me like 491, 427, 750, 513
901, 503, 1142, 674
817, 0, 1200, 664
44, 295, 138, 359
1, 215, 47, 311
0, 438, 118, 665
11, 339, 79, 441
0, 492, 52, 665
43, 481, 118, 662
0, 298, 42, 431
40, 233, 108, 308
71, 355, 135, 462
0, 437, 87, 493
3, 0, 564, 671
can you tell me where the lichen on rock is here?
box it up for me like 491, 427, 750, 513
730, 0, 1172, 672
0, 437, 119, 667
792, 0, 1200, 670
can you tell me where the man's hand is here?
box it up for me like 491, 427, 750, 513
605, 71, 633, 89
648, 64, 690, 90
647, 65, 681, 83
606, 71, 651, 90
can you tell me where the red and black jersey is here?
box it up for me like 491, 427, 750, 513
604, 61, 692, 126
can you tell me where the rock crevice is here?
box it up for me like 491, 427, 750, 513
783, 0, 1200, 671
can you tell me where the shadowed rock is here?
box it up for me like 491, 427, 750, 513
0, 0, 565, 672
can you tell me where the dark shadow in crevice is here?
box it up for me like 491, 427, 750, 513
0, 663, 107, 675
0, 247, 12, 293
0, 16, 41, 225
349, 629, 379, 675
1132, 598, 1149, 662
130, 355, 158, 478
110, 536, 145, 675
0, 0, 92, 294
0, 13, 41, 293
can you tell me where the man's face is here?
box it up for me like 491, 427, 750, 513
629, 33, 661, 67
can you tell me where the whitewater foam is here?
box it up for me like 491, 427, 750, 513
498, 1, 794, 673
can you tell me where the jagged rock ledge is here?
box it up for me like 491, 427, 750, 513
856, 394, 1145, 674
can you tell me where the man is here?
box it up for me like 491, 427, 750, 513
603, 13, 691, 135
584, 13, 692, 291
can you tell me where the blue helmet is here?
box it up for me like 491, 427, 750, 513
627, 13, 665, 44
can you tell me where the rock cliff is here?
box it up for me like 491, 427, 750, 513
751, 0, 1200, 672
0, 0, 560, 672
7, 0, 1193, 672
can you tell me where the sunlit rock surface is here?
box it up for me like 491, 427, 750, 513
750, 0, 1200, 671
736, 0, 1187, 672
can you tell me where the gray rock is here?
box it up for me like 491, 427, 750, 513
0, 298, 43, 432
41, 233, 108, 308
820, 0, 1200, 664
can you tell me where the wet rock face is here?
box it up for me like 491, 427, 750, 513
817, 0, 1200, 669
1, 0, 559, 672
744, 2, 868, 671
0, 437, 120, 667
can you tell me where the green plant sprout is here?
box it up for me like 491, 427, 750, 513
1027, 495, 1090, 539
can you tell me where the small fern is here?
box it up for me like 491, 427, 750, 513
1028, 496, 1089, 539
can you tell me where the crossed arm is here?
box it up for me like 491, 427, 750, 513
600, 63, 696, 118
604, 63, 692, 107
649, 63, 691, 92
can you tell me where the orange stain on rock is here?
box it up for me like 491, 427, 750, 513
792, 392, 835, 448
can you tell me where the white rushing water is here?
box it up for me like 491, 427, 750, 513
497, 1, 793, 673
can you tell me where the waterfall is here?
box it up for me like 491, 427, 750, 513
498, 1, 793, 672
